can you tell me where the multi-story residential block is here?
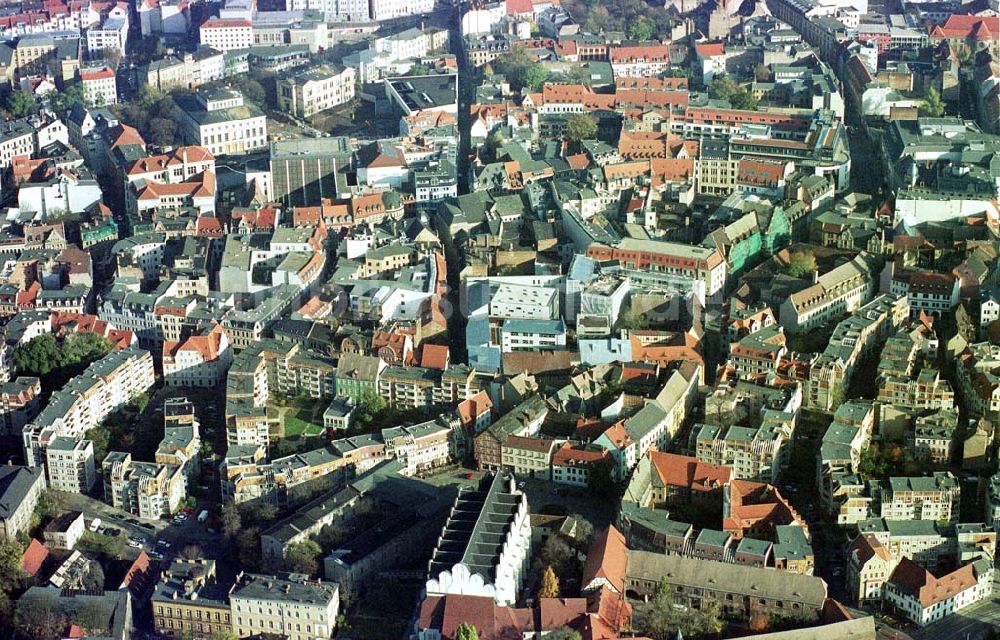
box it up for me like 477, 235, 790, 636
199, 18, 253, 52
586, 238, 727, 302
103, 452, 186, 520
381, 419, 453, 476
0, 376, 41, 436
86, 13, 128, 55
878, 473, 961, 523
0, 465, 44, 542
878, 366, 955, 412
956, 341, 1000, 417
80, 66, 117, 105
693, 411, 795, 484
176, 89, 266, 157
474, 394, 548, 471
808, 295, 910, 411
22, 347, 155, 469
426, 472, 531, 606
885, 557, 993, 626
501, 435, 559, 479
231, 573, 339, 640
277, 65, 356, 118
43, 511, 85, 550
908, 409, 959, 465
45, 436, 96, 493
625, 550, 827, 620
0, 120, 36, 170
780, 253, 878, 333
163, 323, 232, 388
152, 558, 232, 639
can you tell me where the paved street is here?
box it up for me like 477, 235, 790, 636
909, 597, 1000, 640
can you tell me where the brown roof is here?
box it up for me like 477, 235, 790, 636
650, 451, 730, 492
504, 434, 556, 453
21, 538, 48, 576
581, 525, 628, 594
420, 344, 450, 370
889, 558, 979, 608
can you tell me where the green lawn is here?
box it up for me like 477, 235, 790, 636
280, 399, 328, 438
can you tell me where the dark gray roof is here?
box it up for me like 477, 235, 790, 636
0, 465, 43, 520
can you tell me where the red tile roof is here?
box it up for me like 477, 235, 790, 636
650, 451, 731, 492
201, 17, 251, 28
420, 343, 450, 370
889, 558, 979, 609
21, 538, 48, 576
581, 526, 628, 594
930, 15, 999, 40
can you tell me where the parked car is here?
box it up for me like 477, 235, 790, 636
88, 518, 102, 532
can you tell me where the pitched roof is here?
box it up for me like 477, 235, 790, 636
420, 344, 450, 370
649, 451, 731, 492
21, 538, 48, 576
888, 557, 979, 608
581, 525, 628, 594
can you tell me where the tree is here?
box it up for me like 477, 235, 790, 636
565, 114, 597, 143
285, 540, 322, 576
455, 623, 480, 640
181, 544, 203, 560
634, 579, 723, 640
102, 46, 123, 70
221, 503, 242, 540
627, 16, 653, 41
546, 628, 582, 640
148, 116, 177, 147
233, 76, 266, 106
708, 74, 757, 110
5, 90, 37, 117
355, 391, 389, 429
408, 63, 431, 76
0, 541, 24, 589
16, 602, 67, 640
524, 63, 549, 92
49, 82, 89, 114
538, 564, 560, 598
587, 460, 616, 498
540, 535, 574, 577
785, 250, 818, 278
919, 88, 945, 118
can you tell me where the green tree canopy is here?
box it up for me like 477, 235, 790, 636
285, 540, 323, 576
634, 579, 723, 640
566, 114, 597, 143
5, 90, 37, 118
785, 250, 818, 278
708, 74, 758, 110
456, 622, 480, 640
627, 16, 653, 41
919, 88, 945, 117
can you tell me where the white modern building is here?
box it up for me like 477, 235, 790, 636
176, 89, 267, 157
45, 437, 96, 493
425, 472, 531, 606
277, 65, 357, 118
199, 18, 253, 52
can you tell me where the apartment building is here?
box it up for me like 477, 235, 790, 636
278, 65, 356, 118
152, 558, 233, 639
86, 16, 128, 55
22, 347, 155, 469
501, 435, 559, 479
0, 120, 36, 170
692, 412, 794, 484
231, 574, 340, 640
0, 465, 44, 542
885, 557, 993, 626
176, 89, 267, 157
878, 473, 961, 523
163, 324, 232, 388
426, 472, 531, 606
199, 18, 252, 52
780, 253, 877, 333
808, 295, 910, 411
103, 452, 186, 520
609, 45, 670, 78
955, 341, 1000, 417
586, 238, 727, 301
625, 550, 827, 620
878, 366, 955, 411
45, 436, 96, 493
80, 66, 117, 105
381, 419, 452, 476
